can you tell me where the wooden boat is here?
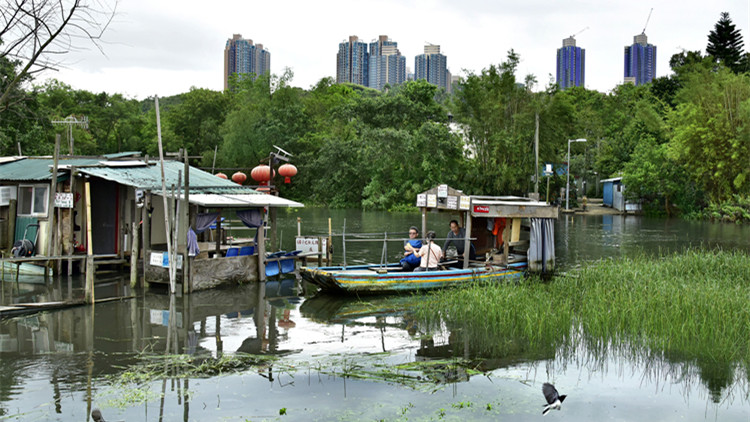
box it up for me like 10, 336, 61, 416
299, 185, 558, 295
299, 261, 527, 294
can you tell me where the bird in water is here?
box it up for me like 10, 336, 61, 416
542, 383, 567, 415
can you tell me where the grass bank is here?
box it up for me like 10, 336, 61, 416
414, 249, 750, 368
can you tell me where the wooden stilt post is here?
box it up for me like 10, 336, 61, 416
258, 208, 266, 282
67, 168, 76, 276
182, 149, 191, 294
130, 221, 139, 288
84, 181, 94, 304
46, 134, 61, 277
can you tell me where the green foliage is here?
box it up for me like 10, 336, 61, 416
668, 67, 750, 202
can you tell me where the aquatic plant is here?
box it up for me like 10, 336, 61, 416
415, 249, 750, 380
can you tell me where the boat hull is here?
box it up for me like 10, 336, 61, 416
299, 262, 526, 294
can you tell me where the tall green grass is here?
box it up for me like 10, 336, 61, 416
415, 249, 750, 369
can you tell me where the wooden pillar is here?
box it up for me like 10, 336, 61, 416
182, 150, 190, 294
130, 221, 139, 288
84, 181, 94, 304
141, 193, 151, 287
463, 211, 472, 269
269, 207, 277, 252
421, 208, 427, 240
258, 208, 266, 282
67, 170, 76, 276
46, 134, 61, 262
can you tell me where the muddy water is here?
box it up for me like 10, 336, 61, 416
1, 211, 750, 421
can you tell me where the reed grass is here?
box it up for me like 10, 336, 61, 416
415, 249, 750, 369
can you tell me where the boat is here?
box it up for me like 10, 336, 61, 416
300, 261, 527, 294
300, 185, 559, 294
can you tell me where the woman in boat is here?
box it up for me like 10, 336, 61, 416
414, 231, 443, 271
400, 226, 422, 271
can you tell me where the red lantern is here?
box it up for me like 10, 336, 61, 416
278, 164, 297, 184
231, 171, 247, 184
250, 165, 274, 185
216, 172, 228, 179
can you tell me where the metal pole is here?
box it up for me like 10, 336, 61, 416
534, 113, 539, 195
566, 139, 571, 211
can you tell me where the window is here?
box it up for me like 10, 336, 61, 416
18, 185, 48, 217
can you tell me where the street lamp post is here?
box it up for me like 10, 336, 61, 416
566, 138, 587, 210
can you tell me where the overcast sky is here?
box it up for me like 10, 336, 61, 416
49, 0, 750, 100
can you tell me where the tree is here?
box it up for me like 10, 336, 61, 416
668, 67, 750, 202
706, 12, 746, 73
0, 0, 116, 113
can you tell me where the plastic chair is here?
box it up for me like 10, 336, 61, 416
264, 251, 284, 277
225, 247, 239, 257
280, 250, 302, 274
239, 246, 254, 256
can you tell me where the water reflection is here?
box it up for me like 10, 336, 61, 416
2, 211, 750, 420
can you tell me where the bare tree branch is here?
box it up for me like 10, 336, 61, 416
0, 0, 117, 113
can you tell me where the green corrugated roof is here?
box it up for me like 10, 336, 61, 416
77, 161, 261, 194
0, 157, 104, 181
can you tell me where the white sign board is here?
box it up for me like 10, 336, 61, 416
427, 194, 437, 208
459, 196, 471, 210
446, 195, 458, 210
437, 184, 448, 198
295, 237, 328, 255
149, 252, 183, 268
54, 193, 73, 208
416, 194, 426, 207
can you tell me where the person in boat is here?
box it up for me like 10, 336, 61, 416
414, 231, 443, 271
400, 226, 423, 271
443, 220, 477, 261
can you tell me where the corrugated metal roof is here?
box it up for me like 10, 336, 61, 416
0, 157, 104, 181
77, 161, 262, 193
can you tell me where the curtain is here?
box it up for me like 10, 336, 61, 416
236, 209, 263, 228
529, 218, 555, 273
195, 212, 220, 234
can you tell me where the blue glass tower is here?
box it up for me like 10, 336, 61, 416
224, 34, 270, 90
624, 33, 656, 85
556, 37, 585, 90
415, 44, 448, 91
368, 35, 406, 90
337, 35, 369, 86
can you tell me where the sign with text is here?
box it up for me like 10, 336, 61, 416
149, 252, 183, 268
54, 193, 73, 208
416, 194, 426, 207
295, 237, 328, 255
459, 196, 471, 210
427, 194, 437, 208
437, 184, 448, 198
446, 195, 458, 209
473, 205, 490, 213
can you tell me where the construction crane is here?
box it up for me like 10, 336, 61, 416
570, 26, 589, 39
641, 8, 653, 34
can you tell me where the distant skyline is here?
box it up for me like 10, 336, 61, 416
49, 0, 750, 100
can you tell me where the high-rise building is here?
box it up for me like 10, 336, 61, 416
624, 33, 656, 85
556, 37, 585, 89
368, 35, 406, 90
415, 44, 448, 90
337, 36, 369, 86
224, 34, 270, 90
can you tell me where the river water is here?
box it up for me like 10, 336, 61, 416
1, 210, 750, 421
